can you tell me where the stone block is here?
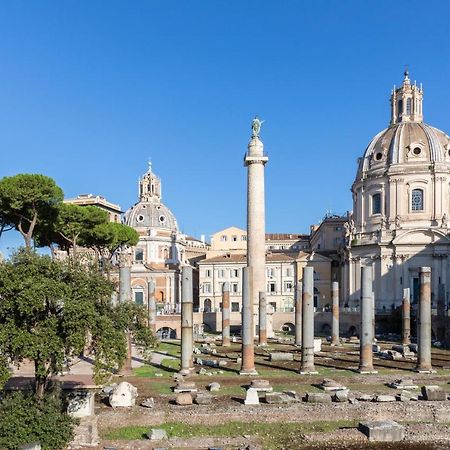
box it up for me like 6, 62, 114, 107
244, 388, 259, 405
319, 378, 347, 391
67, 390, 95, 418
140, 397, 154, 408
208, 382, 221, 392
176, 392, 193, 405
372, 344, 381, 353
356, 394, 373, 402
174, 381, 197, 393
408, 343, 418, 353
283, 390, 302, 401
421, 385, 446, 401
250, 379, 273, 392
388, 379, 418, 390
332, 390, 349, 403
264, 392, 296, 404
146, 429, 168, 440
269, 352, 294, 361
313, 338, 322, 352
305, 393, 332, 404
374, 394, 397, 402
109, 382, 137, 408
397, 390, 418, 402
194, 392, 213, 405
358, 420, 405, 442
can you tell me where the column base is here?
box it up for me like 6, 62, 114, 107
179, 368, 195, 376
239, 368, 258, 376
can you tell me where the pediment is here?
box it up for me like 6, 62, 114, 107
392, 228, 450, 245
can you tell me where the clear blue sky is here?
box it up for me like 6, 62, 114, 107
1, 1, 450, 254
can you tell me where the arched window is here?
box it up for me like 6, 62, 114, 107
372, 193, 381, 214
411, 189, 424, 211
397, 99, 403, 120
204, 298, 212, 312
406, 98, 412, 115
134, 287, 144, 305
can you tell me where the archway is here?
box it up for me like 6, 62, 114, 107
156, 327, 176, 339
204, 298, 212, 312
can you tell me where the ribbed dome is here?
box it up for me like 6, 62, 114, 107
356, 122, 450, 180
124, 201, 178, 231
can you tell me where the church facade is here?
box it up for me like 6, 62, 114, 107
344, 72, 450, 326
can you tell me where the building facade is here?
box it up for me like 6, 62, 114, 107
344, 71, 450, 319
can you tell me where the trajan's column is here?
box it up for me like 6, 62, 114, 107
244, 117, 268, 338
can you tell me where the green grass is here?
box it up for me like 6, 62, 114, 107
102, 420, 358, 449
134, 358, 180, 378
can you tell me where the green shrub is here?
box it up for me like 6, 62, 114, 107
0, 389, 75, 450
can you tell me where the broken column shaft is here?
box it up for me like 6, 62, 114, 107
295, 282, 302, 346
259, 291, 267, 346
222, 282, 231, 347
416, 267, 433, 373
180, 266, 194, 375
119, 263, 132, 375
240, 266, 257, 375
331, 281, 340, 346
358, 266, 376, 374
300, 266, 316, 374
402, 287, 411, 346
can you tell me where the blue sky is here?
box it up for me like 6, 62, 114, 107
1, 1, 450, 254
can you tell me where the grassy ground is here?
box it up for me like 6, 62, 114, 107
102, 420, 358, 449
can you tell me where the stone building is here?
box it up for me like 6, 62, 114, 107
198, 249, 332, 333
345, 71, 450, 322
65, 194, 122, 223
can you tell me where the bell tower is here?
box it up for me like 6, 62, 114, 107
390, 70, 423, 125
139, 162, 162, 202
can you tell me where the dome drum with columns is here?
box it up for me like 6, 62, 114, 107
344, 72, 450, 314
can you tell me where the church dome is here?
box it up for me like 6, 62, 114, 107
125, 201, 178, 231
356, 71, 450, 181
124, 163, 179, 232
357, 122, 450, 180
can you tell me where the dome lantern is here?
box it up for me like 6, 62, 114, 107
390, 70, 423, 125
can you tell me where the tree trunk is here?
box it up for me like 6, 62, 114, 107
34, 360, 48, 400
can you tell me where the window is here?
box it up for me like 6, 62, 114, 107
232, 283, 238, 293
284, 281, 293, 292
269, 302, 277, 312
268, 282, 276, 293
314, 287, 319, 308
135, 248, 144, 262
241, 235, 247, 241
232, 269, 239, 278
372, 193, 381, 215
203, 283, 211, 294
134, 291, 144, 306
204, 299, 212, 312
204, 269, 211, 278
411, 189, 424, 211
220, 235, 227, 242
335, 226, 342, 231
232, 235, 238, 242
285, 268, 292, 277
267, 268, 274, 277
314, 271, 320, 281
397, 99, 403, 120
231, 302, 240, 312
406, 98, 412, 115
218, 269, 225, 278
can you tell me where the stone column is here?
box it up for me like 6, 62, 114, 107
240, 266, 257, 375
222, 282, 231, 347
244, 128, 268, 341
119, 266, 131, 303
358, 266, 376, 373
180, 266, 194, 375
416, 267, 434, 373
258, 291, 267, 346
402, 287, 411, 345
148, 280, 156, 334
295, 282, 302, 346
119, 259, 132, 375
331, 281, 340, 346
300, 267, 317, 374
